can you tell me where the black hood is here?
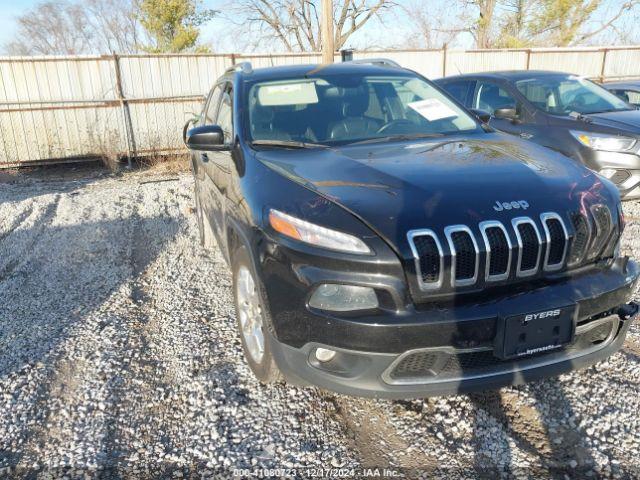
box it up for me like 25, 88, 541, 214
256, 133, 615, 256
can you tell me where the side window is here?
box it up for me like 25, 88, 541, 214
613, 89, 640, 106
202, 84, 224, 126
217, 84, 233, 144
475, 81, 517, 114
442, 80, 475, 106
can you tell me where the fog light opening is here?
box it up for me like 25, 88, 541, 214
315, 348, 337, 363
308, 283, 379, 312
599, 168, 617, 179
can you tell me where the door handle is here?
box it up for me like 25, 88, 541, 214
201, 153, 209, 162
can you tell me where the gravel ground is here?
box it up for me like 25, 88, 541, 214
1, 166, 639, 478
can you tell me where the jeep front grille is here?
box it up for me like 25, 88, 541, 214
408, 207, 613, 292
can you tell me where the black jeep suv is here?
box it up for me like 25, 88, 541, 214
185, 60, 639, 398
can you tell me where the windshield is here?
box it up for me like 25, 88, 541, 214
246, 73, 479, 146
515, 75, 632, 116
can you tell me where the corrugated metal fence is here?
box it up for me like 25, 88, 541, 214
2, 46, 640, 167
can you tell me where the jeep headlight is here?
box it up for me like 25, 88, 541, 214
268, 209, 371, 254
570, 131, 636, 152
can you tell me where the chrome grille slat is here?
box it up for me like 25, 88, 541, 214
444, 225, 480, 287
540, 212, 569, 271
588, 204, 613, 260
407, 229, 444, 290
512, 217, 542, 277
568, 212, 591, 266
479, 221, 512, 282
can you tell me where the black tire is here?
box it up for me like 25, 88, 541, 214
232, 244, 282, 384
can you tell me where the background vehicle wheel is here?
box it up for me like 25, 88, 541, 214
232, 244, 282, 384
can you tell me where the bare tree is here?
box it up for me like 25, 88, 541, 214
229, 0, 397, 52
570, 0, 640, 45
4, 0, 142, 55
85, 0, 143, 53
397, 0, 466, 48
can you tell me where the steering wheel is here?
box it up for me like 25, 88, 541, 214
377, 119, 415, 135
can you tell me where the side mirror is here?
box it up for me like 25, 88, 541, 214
186, 125, 226, 151
182, 118, 195, 144
469, 108, 491, 123
493, 106, 520, 122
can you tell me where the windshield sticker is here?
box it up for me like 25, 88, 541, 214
258, 82, 319, 106
408, 98, 458, 121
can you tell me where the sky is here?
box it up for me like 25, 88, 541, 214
0, 0, 415, 52
0, 0, 636, 53
0, 0, 31, 47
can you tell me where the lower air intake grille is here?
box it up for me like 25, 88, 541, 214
450, 231, 476, 280
390, 353, 439, 379
517, 222, 540, 272
387, 316, 617, 383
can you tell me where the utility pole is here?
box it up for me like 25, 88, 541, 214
321, 0, 334, 64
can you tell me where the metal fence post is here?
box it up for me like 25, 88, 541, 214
442, 46, 447, 77
600, 48, 609, 83
112, 53, 135, 168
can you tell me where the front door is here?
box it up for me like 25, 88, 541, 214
473, 80, 543, 142
206, 83, 234, 253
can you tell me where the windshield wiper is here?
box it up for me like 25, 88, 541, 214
349, 133, 445, 146
250, 139, 328, 149
584, 107, 634, 114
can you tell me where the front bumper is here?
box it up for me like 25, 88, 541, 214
260, 235, 640, 397
270, 309, 635, 398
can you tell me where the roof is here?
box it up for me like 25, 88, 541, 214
231, 62, 411, 82
436, 70, 577, 83
602, 80, 640, 89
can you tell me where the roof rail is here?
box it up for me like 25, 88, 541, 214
226, 61, 253, 74
347, 58, 402, 68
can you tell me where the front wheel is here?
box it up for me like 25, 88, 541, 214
232, 244, 282, 384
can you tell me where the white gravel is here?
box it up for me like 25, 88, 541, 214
0, 166, 639, 478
